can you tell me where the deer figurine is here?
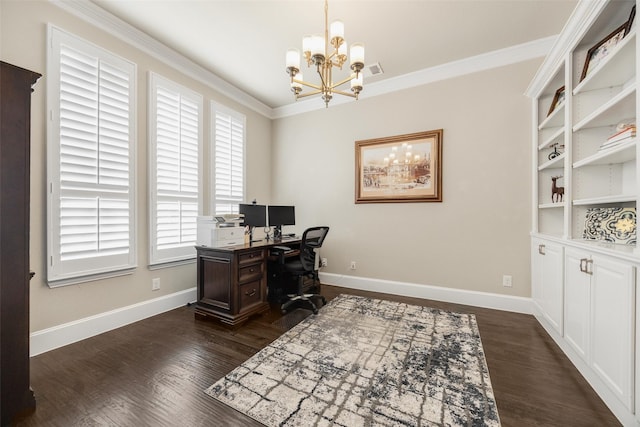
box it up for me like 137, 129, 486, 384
551, 176, 564, 202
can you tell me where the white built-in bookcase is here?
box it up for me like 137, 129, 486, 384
529, 0, 637, 256
528, 2, 639, 425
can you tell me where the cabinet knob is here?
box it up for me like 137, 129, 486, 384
538, 244, 546, 255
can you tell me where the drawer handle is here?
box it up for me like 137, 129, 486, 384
245, 289, 257, 297
538, 244, 545, 255
249, 268, 255, 273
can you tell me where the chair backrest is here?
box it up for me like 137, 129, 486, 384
299, 226, 329, 271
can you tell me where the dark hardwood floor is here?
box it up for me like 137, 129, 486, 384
15, 285, 620, 426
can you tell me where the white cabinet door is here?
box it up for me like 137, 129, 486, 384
564, 248, 635, 411
590, 255, 634, 410
531, 239, 564, 335
542, 242, 564, 334
564, 248, 591, 362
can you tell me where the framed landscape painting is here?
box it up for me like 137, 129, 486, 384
355, 129, 443, 203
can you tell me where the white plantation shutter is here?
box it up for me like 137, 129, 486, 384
47, 26, 136, 285
149, 73, 202, 265
212, 102, 245, 215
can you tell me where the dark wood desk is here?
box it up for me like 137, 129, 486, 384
195, 238, 301, 326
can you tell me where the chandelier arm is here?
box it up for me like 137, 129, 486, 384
297, 90, 323, 99
331, 89, 357, 98
331, 75, 356, 89
293, 78, 323, 91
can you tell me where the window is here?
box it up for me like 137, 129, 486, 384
149, 73, 203, 265
212, 102, 245, 215
47, 26, 137, 285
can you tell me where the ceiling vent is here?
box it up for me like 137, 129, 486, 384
365, 62, 384, 77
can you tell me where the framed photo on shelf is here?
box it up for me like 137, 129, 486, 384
625, 5, 636, 35
355, 129, 443, 203
547, 86, 565, 117
579, 22, 627, 82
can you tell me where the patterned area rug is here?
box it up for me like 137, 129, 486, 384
205, 294, 501, 426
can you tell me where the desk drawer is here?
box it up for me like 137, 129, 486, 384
239, 249, 264, 266
239, 280, 261, 310
238, 263, 263, 283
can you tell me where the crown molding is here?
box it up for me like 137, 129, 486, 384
525, 1, 606, 97
51, 0, 561, 120
273, 35, 558, 119
50, 0, 272, 118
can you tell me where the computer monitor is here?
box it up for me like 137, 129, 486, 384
239, 204, 266, 242
268, 205, 295, 240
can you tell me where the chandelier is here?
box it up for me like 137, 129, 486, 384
285, 0, 365, 107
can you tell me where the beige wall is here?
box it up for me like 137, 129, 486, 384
2, 0, 537, 333
1, 0, 272, 331
272, 59, 537, 298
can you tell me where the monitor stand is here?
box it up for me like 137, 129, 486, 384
273, 225, 282, 241
248, 226, 261, 244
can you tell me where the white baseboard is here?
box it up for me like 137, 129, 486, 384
30, 287, 197, 356
319, 273, 532, 315
30, 276, 532, 356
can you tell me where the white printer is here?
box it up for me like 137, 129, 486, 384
196, 216, 245, 247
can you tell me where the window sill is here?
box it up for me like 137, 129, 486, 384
148, 257, 195, 271
47, 267, 136, 288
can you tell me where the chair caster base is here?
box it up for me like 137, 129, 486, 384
281, 294, 322, 315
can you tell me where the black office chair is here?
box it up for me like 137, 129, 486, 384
281, 226, 329, 315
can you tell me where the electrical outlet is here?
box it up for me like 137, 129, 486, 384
152, 278, 160, 291
350, 261, 356, 270
321, 258, 328, 267
502, 275, 512, 287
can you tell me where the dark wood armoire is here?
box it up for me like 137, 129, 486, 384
0, 61, 41, 426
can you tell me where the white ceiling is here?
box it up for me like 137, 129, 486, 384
91, 0, 578, 109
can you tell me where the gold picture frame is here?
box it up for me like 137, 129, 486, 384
355, 129, 443, 203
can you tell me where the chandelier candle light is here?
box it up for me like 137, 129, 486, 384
285, 0, 365, 107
